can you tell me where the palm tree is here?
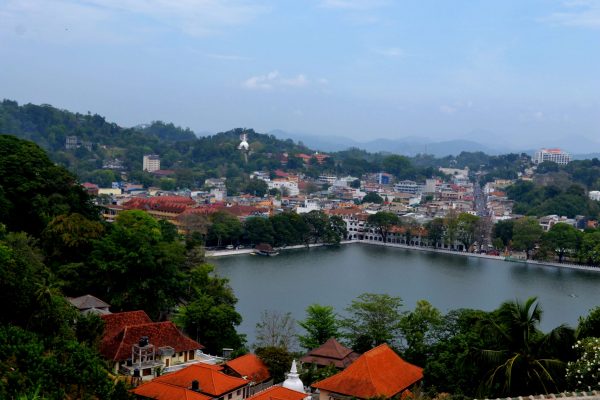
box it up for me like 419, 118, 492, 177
479, 297, 574, 397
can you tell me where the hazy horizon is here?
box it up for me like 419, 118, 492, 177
1, 1, 600, 151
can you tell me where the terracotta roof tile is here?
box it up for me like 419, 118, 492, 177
132, 380, 211, 400
225, 354, 270, 383
100, 311, 203, 362
155, 364, 248, 397
101, 310, 152, 341
312, 344, 423, 399
300, 338, 359, 369
247, 386, 306, 400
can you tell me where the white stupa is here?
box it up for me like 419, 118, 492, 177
238, 133, 249, 151
282, 360, 305, 393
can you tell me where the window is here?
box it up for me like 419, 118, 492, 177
228, 394, 233, 399
237, 390, 241, 396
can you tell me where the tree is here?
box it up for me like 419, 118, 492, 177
399, 300, 443, 365
542, 223, 581, 263
208, 211, 243, 247
298, 304, 340, 351
367, 212, 400, 243
325, 215, 347, 244
270, 212, 308, 247
493, 220, 515, 248
255, 346, 293, 383
362, 192, 384, 204
175, 264, 244, 353
479, 297, 574, 397
302, 211, 330, 244
244, 217, 275, 245
341, 293, 404, 352
456, 213, 480, 250
255, 310, 297, 351
577, 231, 600, 266
89, 210, 185, 318
426, 218, 445, 248
576, 306, 600, 339
512, 217, 544, 259
0, 135, 98, 236
244, 179, 268, 197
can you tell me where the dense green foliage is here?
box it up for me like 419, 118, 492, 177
507, 180, 600, 218
0, 137, 246, 397
298, 304, 340, 351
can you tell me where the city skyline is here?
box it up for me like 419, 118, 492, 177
1, 0, 600, 150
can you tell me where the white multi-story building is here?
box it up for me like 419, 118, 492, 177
142, 154, 161, 172
589, 191, 600, 201
268, 179, 299, 196
533, 148, 571, 165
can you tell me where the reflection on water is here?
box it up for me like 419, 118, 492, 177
213, 244, 600, 346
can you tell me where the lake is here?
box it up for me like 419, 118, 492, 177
212, 243, 600, 346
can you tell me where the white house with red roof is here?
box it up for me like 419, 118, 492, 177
100, 310, 204, 380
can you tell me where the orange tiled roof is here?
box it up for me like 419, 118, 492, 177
132, 381, 211, 400
154, 363, 248, 396
312, 344, 423, 399
225, 353, 270, 383
247, 386, 306, 400
300, 338, 359, 369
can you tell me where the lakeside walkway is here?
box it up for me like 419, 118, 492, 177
206, 240, 600, 273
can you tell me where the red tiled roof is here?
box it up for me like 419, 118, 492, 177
312, 344, 423, 399
300, 338, 359, 369
155, 364, 248, 396
247, 386, 306, 400
101, 310, 152, 341
132, 381, 211, 400
225, 354, 270, 383
100, 311, 203, 362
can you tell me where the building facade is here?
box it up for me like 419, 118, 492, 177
533, 148, 571, 165
143, 154, 161, 172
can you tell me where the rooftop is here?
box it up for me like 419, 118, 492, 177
300, 338, 359, 369
225, 353, 271, 383
312, 344, 423, 399
247, 386, 307, 400
132, 380, 211, 400
154, 363, 248, 396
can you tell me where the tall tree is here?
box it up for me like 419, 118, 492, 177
542, 223, 581, 263
175, 264, 244, 353
512, 217, 544, 259
479, 297, 574, 397
298, 304, 340, 351
341, 293, 404, 352
255, 310, 297, 351
367, 211, 400, 243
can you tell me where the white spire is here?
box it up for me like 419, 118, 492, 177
282, 359, 304, 393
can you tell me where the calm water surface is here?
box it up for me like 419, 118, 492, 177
213, 244, 600, 345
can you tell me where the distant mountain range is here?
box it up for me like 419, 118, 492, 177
268, 129, 512, 157
268, 129, 600, 159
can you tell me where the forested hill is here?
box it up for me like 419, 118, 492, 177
0, 99, 533, 189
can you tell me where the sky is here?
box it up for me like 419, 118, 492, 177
1, 0, 600, 150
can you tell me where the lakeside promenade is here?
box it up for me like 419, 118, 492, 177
206, 240, 600, 273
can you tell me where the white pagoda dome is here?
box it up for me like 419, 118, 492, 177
282, 360, 305, 393
238, 133, 249, 151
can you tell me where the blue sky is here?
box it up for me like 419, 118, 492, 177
1, 0, 600, 149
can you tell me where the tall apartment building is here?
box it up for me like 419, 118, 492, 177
142, 154, 161, 172
533, 148, 571, 165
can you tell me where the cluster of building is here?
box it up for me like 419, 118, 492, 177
67, 295, 423, 400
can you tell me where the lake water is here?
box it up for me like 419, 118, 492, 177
212, 243, 600, 346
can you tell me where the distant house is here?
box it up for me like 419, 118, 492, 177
100, 310, 203, 380
300, 338, 359, 369
312, 344, 423, 400
67, 294, 111, 315
132, 363, 251, 400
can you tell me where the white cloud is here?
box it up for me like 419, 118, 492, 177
242, 71, 310, 90
543, 0, 600, 29
533, 111, 545, 120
